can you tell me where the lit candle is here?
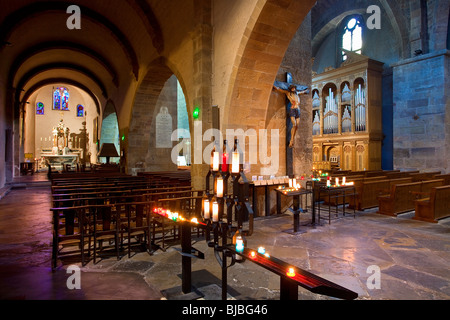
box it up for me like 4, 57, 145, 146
222, 152, 228, 172
293, 178, 297, 188
216, 176, 224, 198
289, 179, 293, 188
335, 178, 339, 186
213, 151, 220, 172
203, 199, 210, 220
235, 237, 244, 253
212, 201, 219, 222
343, 177, 346, 185
231, 152, 240, 174
286, 267, 296, 278
327, 180, 331, 187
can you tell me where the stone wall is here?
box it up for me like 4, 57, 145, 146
392, 50, 449, 172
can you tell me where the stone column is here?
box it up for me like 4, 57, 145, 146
190, 0, 214, 191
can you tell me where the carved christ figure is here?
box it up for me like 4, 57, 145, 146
273, 84, 309, 148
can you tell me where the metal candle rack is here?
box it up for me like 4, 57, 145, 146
203, 139, 254, 300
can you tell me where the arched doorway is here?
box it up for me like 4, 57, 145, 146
23, 84, 100, 172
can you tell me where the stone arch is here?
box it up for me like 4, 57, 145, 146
99, 100, 120, 164
0, 1, 140, 79
225, 0, 316, 131
127, 58, 187, 173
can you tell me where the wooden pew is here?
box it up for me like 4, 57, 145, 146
348, 177, 413, 211
325, 176, 386, 206
433, 174, 450, 185
377, 182, 422, 216
420, 179, 445, 193
377, 179, 444, 216
414, 186, 450, 223
408, 171, 442, 182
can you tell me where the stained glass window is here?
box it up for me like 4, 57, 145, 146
77, 104, 84, 117
342, 17, 363, 61
36, 102, 44, 115
53, 87, 69, 110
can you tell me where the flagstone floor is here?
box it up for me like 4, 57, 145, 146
1, 174, 449, 300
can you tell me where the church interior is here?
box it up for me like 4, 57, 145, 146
0, 0, 449, 303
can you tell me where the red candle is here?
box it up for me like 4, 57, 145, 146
222, 152, 228, 172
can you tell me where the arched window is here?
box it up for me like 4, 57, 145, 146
36, 102, 44, 115
53, 87, 69, 110
77, 104, 84, 117
342, 17, 363, 61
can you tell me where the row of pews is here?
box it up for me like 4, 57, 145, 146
326, 170, 450, 223
49, 171, 203, 269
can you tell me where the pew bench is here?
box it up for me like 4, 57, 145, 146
414, 186, 450, 223
377, 182, 422, 216
377, 179, 444, 216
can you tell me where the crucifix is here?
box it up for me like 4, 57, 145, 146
273, 72, 309, 177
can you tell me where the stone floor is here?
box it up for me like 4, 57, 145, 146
1, 173, 450, 301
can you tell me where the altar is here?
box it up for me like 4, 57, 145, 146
40, 118, 81, 170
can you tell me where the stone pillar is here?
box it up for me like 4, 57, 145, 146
190, 0, 214, 191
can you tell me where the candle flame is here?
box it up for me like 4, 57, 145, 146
286, 267, 296, 277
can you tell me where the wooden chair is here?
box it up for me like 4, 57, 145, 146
93, 205, 122, 263
124, 202, 153, 258
414, 186, 450, 223
51, 205, 92, 269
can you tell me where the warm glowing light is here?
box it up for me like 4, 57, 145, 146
335, 178, 340, 186
212, 201, 219, 222
286, 267, 296, 277
222, 152, 228, 172
327, 180, 331, 187
289, 179, 293, 188
152, 207, 206, 226
213, 151, 220, 172
257, 247, 265, 255
264, 253, 270, 258
232, 152, 240, 174
249, 251, 257, 259
216, 176, 224, 198
343, 177, 346, 185
203, 199, 210, 219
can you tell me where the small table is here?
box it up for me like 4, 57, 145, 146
275, 186, 315, 234
250, 181, 289, 217
317, 184, 357, 224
